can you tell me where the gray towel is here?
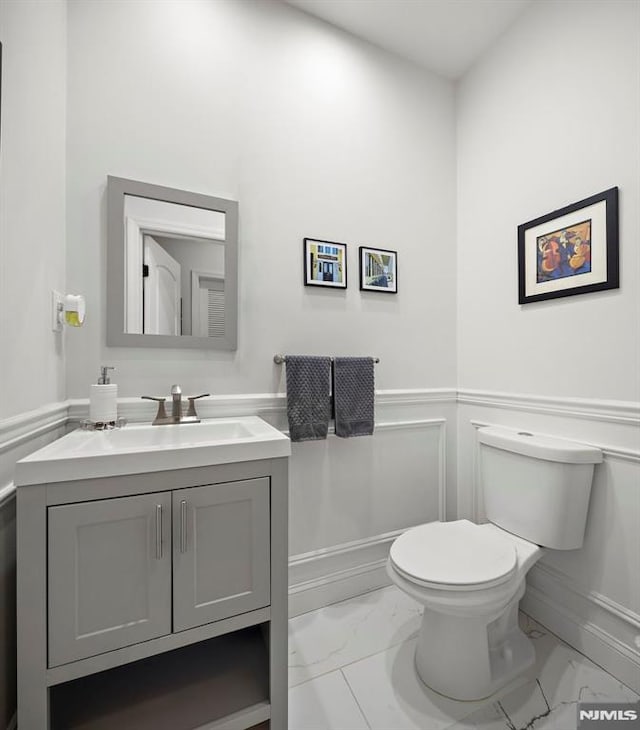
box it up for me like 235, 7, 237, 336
285, 356, 332, 442
333, 357, 375, 438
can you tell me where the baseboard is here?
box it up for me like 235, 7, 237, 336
522, 562, 640, 694
288, 561, 392, 618
0, 402, 69, 508
288, 529, 402, 617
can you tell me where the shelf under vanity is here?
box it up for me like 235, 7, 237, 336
50, 627, 270, 730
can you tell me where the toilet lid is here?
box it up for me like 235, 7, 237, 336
390, 520, 517, 590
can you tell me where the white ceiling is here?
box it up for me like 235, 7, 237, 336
283, 0, 533, 79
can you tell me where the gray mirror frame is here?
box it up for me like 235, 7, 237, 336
106, 176, 238, 350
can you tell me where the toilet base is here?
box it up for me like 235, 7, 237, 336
414, 581, 534, 701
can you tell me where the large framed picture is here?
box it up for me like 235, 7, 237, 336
518, 187, 619, 304
359, 246, 397, 294
303, 238, 347, 289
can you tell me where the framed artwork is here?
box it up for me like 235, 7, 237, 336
518, 187, 619, 304
359, 246, 397, 293
303, 238, 347, 289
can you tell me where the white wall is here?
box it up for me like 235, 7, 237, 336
456, 0, 640, 690
456, 0, 639, 401
0, 0, 67, 723
65, 0, 457, 400
64, 0, 458, 569
0, 0, 67, 420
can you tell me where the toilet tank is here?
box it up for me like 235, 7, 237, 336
478, 427, 602, 550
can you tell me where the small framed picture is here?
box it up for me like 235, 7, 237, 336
518, 187, 619, 304
303, 238, 347, 289
359, 246, 397, 293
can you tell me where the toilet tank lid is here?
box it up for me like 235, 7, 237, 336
478, 427, 603, 464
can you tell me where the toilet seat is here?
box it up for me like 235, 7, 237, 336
389, 520, 517, 591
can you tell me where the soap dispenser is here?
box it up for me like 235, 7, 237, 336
89, 366, 117, 426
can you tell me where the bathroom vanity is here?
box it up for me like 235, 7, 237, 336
15, 418, 290, 730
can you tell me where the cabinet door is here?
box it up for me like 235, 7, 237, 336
173, 478, 270, 632
48, 492, 172, 666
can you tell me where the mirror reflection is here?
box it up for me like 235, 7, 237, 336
123, 195, 225, 337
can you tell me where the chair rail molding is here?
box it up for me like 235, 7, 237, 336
0, 402, 68, 456
0, 402, 69, 506
458, 389, 640, 426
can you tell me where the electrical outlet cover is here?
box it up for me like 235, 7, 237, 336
51, 290, 63, 332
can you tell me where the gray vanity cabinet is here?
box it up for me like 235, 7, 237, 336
172, 478, 270, 632
48, 479, 271, 665
48, 492, 173, 667
17, 456, 289, 730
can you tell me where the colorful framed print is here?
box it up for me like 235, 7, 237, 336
359, 246, 397, 294
518, 187, 619, 304
303, 238, 347, 289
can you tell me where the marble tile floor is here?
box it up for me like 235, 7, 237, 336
288, 586, 638, 730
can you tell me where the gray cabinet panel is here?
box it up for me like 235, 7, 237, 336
48, 493, 172, 666
172, 478, 270, 632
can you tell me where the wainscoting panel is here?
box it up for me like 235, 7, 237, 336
288, 416, 449, 616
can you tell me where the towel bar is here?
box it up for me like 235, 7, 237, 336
273, 354, 379, 364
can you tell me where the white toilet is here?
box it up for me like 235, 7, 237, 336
387, 426, 602, 701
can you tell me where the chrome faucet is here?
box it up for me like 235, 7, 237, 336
171, 384, 183, 420
142, 385, 210, 425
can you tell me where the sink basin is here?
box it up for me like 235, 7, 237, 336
15, 417, 291, 486
70, 420, 258, 453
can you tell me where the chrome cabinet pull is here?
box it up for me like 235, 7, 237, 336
180, 500, 187, 553
155, 504, 163, 559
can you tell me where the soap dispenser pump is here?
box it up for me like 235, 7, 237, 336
89, 366, 118, 426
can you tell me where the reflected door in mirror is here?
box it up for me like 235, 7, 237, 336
124, 194, 225, 337
143, 236, 181, 336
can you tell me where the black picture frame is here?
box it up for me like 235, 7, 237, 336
303, 238, 347, 289
518, 187, 619, 304
359, 246, 398, 294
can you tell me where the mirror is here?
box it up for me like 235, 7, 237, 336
107, 176, 238, 349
